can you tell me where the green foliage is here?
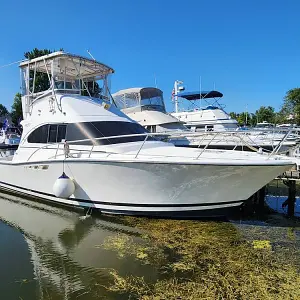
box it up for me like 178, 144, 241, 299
24, 48, 53, 93
282, 88, 300, 125
236, 112, 248, 126
229, 112, 237, 120
0, 104, 9, 117
229, 111, 256, 126
255, 106, 276, 124
11, 93, 22, 125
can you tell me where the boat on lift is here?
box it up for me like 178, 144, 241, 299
0, 52, 294, 217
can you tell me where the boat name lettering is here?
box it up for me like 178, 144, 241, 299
25, 165, 49, 170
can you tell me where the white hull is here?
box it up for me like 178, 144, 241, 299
0, 159, 291, 216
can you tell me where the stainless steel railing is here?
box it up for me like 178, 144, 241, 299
23, 129, 296, 162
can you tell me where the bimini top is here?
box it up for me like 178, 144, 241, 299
113, 87, 163, 98
177, 90, 223, 100
19, 51, 114, 79
113, 87, 165, 111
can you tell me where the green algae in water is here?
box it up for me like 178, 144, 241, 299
102, 217, 300, 299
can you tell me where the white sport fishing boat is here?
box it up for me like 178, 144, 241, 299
0, 52, 294, 217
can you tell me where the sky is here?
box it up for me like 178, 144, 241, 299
0, 0, 300, 114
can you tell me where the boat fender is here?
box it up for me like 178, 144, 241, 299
53, 172, 75, 198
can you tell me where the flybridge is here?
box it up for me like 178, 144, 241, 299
19, 51, 115, 119
19, 51, 114, 79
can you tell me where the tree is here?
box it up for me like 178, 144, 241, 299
236, 112, 255, 126
282, 88, 300, 125
10, 49, 55, 125
24, 48, 52, 93
255, 106, 276, 124
0, 104, 8, 117
11, 93, 22, 125
229, 112, 237, 120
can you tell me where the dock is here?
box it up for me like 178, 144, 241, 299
277, 170, 300, 181
246, 168, 300, 217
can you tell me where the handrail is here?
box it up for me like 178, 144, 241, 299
267, 129, 292, 159
196, 133, 218, 159
135, 135, 149, 158
24, 127, 300, 162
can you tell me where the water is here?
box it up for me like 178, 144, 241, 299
0, 191, 299, 299
266, 195, 300, 217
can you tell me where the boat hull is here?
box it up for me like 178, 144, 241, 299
0, 160, 291, 217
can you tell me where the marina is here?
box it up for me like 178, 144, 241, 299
0, 51, 299, 299
1, 1, 300, 298
0, 51, 295, 218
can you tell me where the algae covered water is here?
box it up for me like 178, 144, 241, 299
0, 191, 299, 300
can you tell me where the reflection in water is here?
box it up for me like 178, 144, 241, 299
266, 195, 300, 217
0, 191, 299, 299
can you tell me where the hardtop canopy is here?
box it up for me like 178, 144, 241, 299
177, 90, 223, 100
19, 51, 114, 80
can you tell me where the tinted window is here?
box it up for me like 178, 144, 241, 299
66, 121, 151, 145
57, 125, 67, 142
48, 125, 58, 143
28, 124, 67, 143
28, 122, 150, 145
28, 125, 49, 143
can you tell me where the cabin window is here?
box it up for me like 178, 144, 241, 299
28, 122, 151, 145
48, 125, 58, 143
66, 121, 152, 145
145, 125, 156, 133
27, 125, 49, 143
57, 125, 67, 142
206, 125, 214, 132
28, 124, 67, 143
193, 125, 205, 132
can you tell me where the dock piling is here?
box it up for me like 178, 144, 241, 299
283, 180, 296, 217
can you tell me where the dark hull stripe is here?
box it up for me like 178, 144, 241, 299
0, 180, 245, 208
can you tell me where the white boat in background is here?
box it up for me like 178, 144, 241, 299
0, 52, 294, 217
170, 81, 299, 151
113, 87, 297, 152
171, 80, 238, 132
113, 87, 190, 146
0, 126, 21, 148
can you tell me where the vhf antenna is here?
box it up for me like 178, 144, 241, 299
87, 49, 96, 61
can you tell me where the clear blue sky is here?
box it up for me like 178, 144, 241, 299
0, 0, 299, 114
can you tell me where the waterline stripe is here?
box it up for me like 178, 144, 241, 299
0, 180, 245, 208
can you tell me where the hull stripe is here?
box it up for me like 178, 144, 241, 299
0, 180, 245, 208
